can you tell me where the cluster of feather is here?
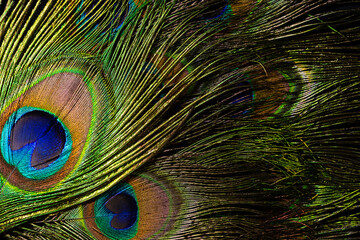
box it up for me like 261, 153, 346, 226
0, 0, 359, 239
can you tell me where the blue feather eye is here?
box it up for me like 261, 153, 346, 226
1, 107, 72, 180
92, 183, 139, 239
0, 70, 110, 192
82, 175, 180, 240
104, 193, 138, 230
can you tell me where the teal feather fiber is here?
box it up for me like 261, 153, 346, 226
0, 0, 359, 239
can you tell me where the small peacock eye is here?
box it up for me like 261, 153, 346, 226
82, 175, 181, 240
87, 182, 139, 239
104, 192, 138, 230
1, 107, 72, 180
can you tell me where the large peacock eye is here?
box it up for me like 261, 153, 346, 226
83, 174, 180, 240
0, 69, 108, 191
1, 107, 72, 180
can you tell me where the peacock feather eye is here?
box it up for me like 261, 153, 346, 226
243, 63, 307, 118
91, 183, 139, 239
1, 107, 72, 180
0, 68, 108, 192
251, 68, 290, 117
229, 0, 257, 16
83, 174, 180, 240
104, 192, 138, 230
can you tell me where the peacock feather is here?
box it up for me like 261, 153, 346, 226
0, 0, 359, 239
